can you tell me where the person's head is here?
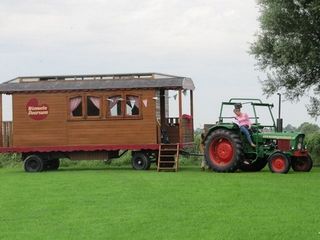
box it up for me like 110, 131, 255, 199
233, 108, 241, 116
233, 103, 242, 116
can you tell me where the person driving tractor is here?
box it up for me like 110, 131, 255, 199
233, 103, 256, 148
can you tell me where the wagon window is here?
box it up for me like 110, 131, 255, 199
87, 96, 101, 116
126, 95, 140, 116
70, 96, 83, 117
108, 95, 122, 117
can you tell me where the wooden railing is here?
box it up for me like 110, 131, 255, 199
165, 116, 194, 144
181, 115, 194, 143
166, 117, 179, 126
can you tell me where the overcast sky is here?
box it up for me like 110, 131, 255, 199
0, 0, 318, 128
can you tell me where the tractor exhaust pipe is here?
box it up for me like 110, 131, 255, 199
277, 93, 283, 132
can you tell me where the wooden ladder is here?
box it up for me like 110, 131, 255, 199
157, 144, 180, 172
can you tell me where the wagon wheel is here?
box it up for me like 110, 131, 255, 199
291, 155, 313, 172
205, 129, 243, 172
132, 152, 151, 170
24, 155, 44, 172
267, 152, 291, 174
45, 159, 60, 171
239, 157, 268, 172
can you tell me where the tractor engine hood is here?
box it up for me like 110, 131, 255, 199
261, 132, 304, 140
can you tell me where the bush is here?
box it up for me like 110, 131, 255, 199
0, 153, 21, 168
59, 151, 132, 168
305, 132, 320, 165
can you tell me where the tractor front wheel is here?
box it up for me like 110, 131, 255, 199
267, 152, 291, 174
291, 155, 313, 172
205, 129, 243, 172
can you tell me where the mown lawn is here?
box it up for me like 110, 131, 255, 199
0, 165, 319, 240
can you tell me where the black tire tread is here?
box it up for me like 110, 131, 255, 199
291, 154, 313, 172
24, 155, 44, 172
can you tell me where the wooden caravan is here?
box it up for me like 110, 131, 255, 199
0, 73, 195, 172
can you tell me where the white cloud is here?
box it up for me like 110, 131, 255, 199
0, 0, 258, 54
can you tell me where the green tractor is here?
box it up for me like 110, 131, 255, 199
204, 98, 313, 173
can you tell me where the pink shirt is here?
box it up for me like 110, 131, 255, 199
235, 113, 251, 127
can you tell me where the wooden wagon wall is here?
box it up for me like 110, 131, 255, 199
12, 90, 158, 147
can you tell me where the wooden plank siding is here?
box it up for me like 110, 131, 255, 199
2, 121, 12, 147
12, 90, 158, 147
0, 94, 2, 147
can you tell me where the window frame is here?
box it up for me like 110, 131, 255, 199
68, 95, 85, 120
124, 94, 142, 119
85, 94, 103, 120
106, 93, 142, 120
67, 92, 143, 121
106, 93, 124, 119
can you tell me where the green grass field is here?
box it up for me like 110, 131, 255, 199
1, 165, 320, 240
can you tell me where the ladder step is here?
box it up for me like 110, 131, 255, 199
157, 144, 179, 172
161, 149, 178, 151
159, 155, 176, 158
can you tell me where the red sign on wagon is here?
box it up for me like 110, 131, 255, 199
26, 98, 49, 120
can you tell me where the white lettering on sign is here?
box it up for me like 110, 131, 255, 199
28, 106, 49, 116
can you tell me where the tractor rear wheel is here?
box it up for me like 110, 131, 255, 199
205, 129, 243, 172
24, 155, 44, 172
239, 157, 268, 172
267, 152, 291, 174
291, 155, 313, 172
132, 152, 151, 170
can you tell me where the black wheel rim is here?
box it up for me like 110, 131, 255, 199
27, 160, 39, 171
134, 157, 145, 169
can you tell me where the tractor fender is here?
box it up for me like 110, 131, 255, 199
266, 150, 291, 159
204, 124, 239, 143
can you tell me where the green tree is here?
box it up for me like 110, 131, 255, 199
297, 122, 320, 135
284, 124, 297, 132
306, 132, 320, 155
250, 0, 320, 117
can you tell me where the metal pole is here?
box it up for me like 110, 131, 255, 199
276, 93, 283, 132
277, 93, 281, 119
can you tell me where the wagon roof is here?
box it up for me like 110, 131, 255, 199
0, 72, 195, 93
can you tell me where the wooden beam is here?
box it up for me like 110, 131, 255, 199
190, 90, 194, 117
178, 90, 182, 143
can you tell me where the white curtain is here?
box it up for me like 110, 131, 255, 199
109, 96, 121, 109
89, 96, 101, 109
70, 97, 82, 116
127, 96, 139, 108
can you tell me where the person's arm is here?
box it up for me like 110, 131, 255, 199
233, 116, 240, 126
244, 113, 252, 128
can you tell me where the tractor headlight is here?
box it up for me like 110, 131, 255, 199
297, 142, 302, 150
